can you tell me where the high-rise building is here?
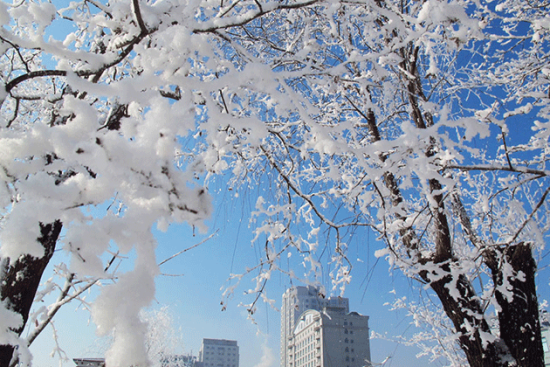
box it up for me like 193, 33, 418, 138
280, 286, 349, 367
198, 338, 239, 367
286, 307, 371, 367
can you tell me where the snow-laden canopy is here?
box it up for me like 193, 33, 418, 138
0, 0, 549, 366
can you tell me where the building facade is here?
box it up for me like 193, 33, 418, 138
198, 338, 239, 367
287, 307, 371, 367
281, 286, 350, 367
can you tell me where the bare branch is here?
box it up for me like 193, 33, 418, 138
131, 0, 148, 35
445, 164, 548, 176
158, 232, 218, 266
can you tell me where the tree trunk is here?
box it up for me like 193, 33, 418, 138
0, 221, 62, 367
427, 266, 509, 367
492, 242, 544, 367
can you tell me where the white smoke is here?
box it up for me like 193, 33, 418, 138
253, 334, 276, 367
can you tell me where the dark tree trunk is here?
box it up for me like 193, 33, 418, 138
0, 221, 62, 367
425, 243, 544, 367
428, 267, 509, 367
492, 243, 544, 367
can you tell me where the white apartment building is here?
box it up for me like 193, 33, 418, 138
280, 286, 349, 367
198, 338, 239, 367
287, 307, 371, 367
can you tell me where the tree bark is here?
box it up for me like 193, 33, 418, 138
427, 266, 509, 367
491, 243, 544, 367
0, 221, 62, 367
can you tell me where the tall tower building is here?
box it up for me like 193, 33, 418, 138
280, 286, 349, 367
287, 307, 371, 367
198, 338, 239, 367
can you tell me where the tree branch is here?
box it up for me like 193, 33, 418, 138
131, 0, 148, 35
445, 164, 548, 176
194, 0, 320, 33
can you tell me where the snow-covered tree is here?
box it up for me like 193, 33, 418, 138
0, 0, 315, 365
0, 0, 548, 366
199, 1, 550, 366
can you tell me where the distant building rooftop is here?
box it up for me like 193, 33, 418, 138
73, 358, 105, 367
202, 338, 238, 346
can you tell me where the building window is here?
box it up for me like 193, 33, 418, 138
344, 329, 348, 334
543, 337, 549, 352
345, 347, 349, 352
345, 338, 349, 343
